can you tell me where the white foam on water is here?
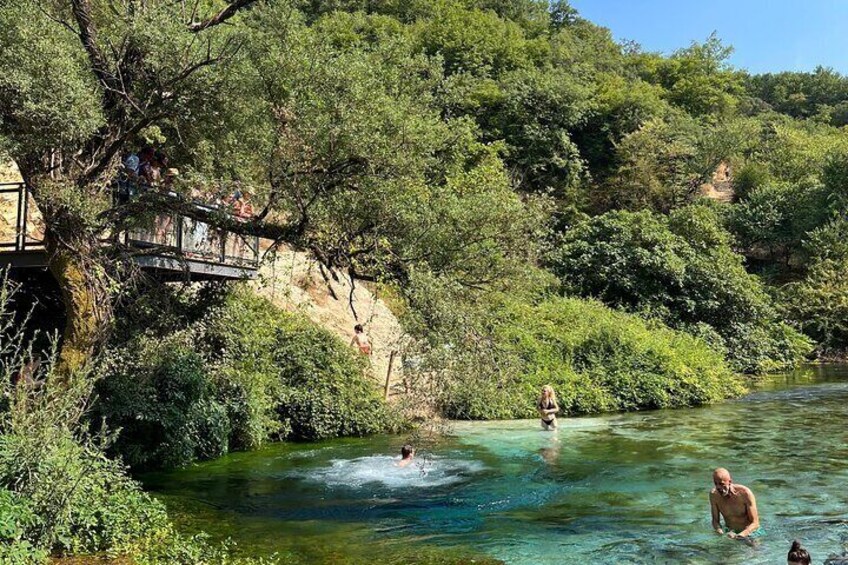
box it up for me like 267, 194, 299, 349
291, 455, 487, 489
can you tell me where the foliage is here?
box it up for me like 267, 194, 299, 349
95, 339, 230, 469
5, 0, 848, 377
727, 182, 827, 263
204, 288, 398, 441
746, 66, 848, 126
95, 286, 398, 469
779, 219, 848, 351
403, 279, 743, 420
547, 207, 812, 372
0, 277, 274, 564
632, 34, 743, 117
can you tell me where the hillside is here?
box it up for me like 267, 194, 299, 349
253, 244, 405, 396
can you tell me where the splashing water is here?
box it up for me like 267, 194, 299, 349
289, 455, 487, 489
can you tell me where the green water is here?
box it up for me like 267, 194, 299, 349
142, 365, 848, 564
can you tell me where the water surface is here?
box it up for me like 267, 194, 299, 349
142, 365, 848, 564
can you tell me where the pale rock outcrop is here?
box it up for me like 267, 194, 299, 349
252, 244, 406, 397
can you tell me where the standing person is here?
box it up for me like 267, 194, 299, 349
138, 146, 157, 185
237, 190, 254, 219
537, 385, 559, 430
787, 540, 811, 565
709, 467, 762, 539
350, 324, 372, 356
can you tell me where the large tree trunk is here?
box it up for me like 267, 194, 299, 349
46, 234, 112, 379
20, 166, 114, 381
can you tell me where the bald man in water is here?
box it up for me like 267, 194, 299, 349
709, 468, 761, 539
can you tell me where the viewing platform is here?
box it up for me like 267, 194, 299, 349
0, 182, 260, 281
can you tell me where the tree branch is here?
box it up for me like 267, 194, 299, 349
70, 0, 114, 91
190, 0, 258, 32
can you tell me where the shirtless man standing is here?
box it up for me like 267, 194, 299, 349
709, 468, 761, 539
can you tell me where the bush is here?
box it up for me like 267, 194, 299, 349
546, 207, 812, 372
732, 162, 771, 202
96, 286, 398, 468
0, 488, 47, 564
0, 277, 275, 564
211, 289, 399, 441
95, 340, 230, 469
727, 182, 829, 263
437, 296, 743, 419
781, 258, 848, 352
272, 319, 396, 440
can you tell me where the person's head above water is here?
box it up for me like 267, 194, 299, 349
539, 385, 556, 402
401, 444, 415, 460
712, 468, 733, 496
787, 540, 811, 565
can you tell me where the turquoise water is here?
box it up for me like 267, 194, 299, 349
142, 366, 848, 564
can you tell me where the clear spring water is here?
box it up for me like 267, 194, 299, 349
141, 366, 848, 564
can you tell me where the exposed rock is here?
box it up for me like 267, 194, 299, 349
252, 244, 406, 398
699, 162, 734, 203
0, 160, 21, 183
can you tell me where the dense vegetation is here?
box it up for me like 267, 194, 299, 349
547, 206, 813, 372
95, 286, 399, 469
433, 295, 743, 420
0, 279, 277, 564
6, 0, 848, 562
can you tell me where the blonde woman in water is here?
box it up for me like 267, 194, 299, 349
537, 385, 559, 430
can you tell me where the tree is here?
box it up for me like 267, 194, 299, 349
633, 33, 743, 117
1, 0, 266, 376
0, 1, 537, 376
546, 207, 812, 372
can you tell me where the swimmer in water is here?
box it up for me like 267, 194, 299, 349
350, 324, 372, 356
396, 444, 415, 468
537, 385, 559, 431
787, 540, 811, 565
709, 467, 762, 541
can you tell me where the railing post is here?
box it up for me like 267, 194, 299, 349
20, 183, 29, 251
384, 350, 396, 400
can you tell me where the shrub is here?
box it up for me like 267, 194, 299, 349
436, 296, 743, 420
207, 290, 397, 441
95, 286, 398, 468
0, 277, 275, 564
731, 162, 771, 201
781, 258, 848, 352
547, 207, 812, 372
95, 339, 230, 469
0, 488, 47, 564
727, 182, 829, 263
421, 290, 743, 419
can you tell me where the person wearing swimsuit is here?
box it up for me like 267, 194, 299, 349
350, 324, 372, 356
537, 385, 559, 430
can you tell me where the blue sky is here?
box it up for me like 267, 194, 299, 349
568, 0, 848, 74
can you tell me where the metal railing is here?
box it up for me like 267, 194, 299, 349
1, 181, 259, 269
0, 182, 40, 252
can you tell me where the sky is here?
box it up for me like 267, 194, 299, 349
568, 0, 848, 75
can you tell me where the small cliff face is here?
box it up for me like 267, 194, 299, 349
699, 162, 734, 203
1, 162, 22, 243
252, 244, 406, 396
